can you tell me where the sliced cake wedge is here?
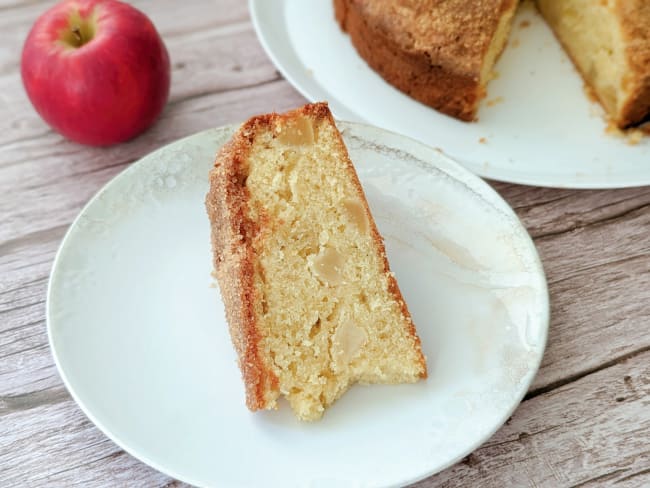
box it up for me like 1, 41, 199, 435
205, 103, 427, 421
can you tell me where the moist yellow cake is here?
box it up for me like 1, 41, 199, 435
536, 0, 650, 128
205, 102, 427, 421
334, 0, 519, 121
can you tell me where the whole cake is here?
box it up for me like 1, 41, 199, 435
205, 102, 427, 421
335, 0, 650, 129
334, 0, 519, 121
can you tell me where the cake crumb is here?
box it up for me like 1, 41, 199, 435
511, 38, 520, 48
486, 96, 504, 107
605, 120, 648, 144
479, 137, 487, 144
626, 129, 644, 145
519, 20, 531, 28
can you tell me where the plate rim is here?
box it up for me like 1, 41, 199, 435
45, 127, 234, 488
46, 121, 550, 487
248, 0, 650, 190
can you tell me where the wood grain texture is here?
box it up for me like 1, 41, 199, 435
0, 0, 649, 486
416, 349, 650, 487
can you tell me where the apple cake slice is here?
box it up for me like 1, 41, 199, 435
205, 102, 427, 421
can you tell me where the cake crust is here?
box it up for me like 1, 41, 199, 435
206, 103, 426, 413
534, 0, 650, 129
616, 0, 650, 128
334, 0, 517, 121
205, 117, 277, 411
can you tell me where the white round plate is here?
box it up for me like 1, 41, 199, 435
250, 0, 650, 189
47, 122, 549, 487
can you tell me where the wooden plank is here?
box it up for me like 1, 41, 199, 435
0, 397, 175, 487
529, 202, 650, 391
416, 349, 650, 487
531, 257, 650, 393
492, 183, 650, 238
0, 234, 61, 398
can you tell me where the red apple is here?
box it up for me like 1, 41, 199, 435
21, 0, 170, 146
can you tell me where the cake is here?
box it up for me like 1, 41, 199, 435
536, 0, 650, 128
205, 102, 427, 421
335, 0, 650, 129
334, 0, 519, 121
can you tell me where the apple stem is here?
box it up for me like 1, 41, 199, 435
71, 26, 82, 44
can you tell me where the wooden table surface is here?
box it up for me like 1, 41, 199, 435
2, 1, 649, 486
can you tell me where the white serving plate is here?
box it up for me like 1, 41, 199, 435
47, 121, 548, 487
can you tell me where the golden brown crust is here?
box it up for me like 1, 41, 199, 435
205, 121, 278, 411
334, 0, 516, 121
616, 0, 650, 128
206, 103, 426, 412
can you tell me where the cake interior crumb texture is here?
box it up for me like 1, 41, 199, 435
536, 0, 650, 128
206, 103, 427, 421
